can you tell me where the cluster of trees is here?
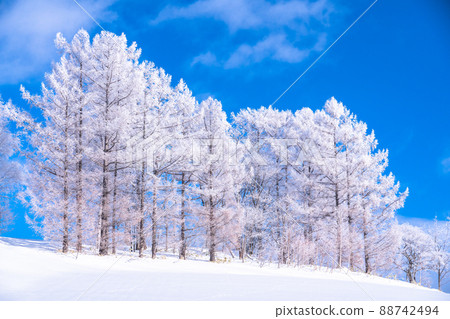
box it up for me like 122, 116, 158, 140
397, 220, 450, 290
0, 30, 448, 289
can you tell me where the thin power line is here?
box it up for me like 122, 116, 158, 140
72, 0, 108, 32
270, 0, 379, 107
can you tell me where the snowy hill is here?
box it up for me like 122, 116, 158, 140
0, 237, 449, 301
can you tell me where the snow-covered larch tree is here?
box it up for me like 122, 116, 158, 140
54, 30, 91, 252
87, 31, 145, 255
196, 98, 243, 262
140, 65, 179, 259
170, 79, 200, 259
0, 100, 22, 234
12, 53, 83, 252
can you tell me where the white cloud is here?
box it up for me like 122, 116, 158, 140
0, 0, 115, 84
152, 0, 330, 32
224, 33, 311, 69
442, 157, 450, 173
191, 51, 218, 66
152, 0, 333, 68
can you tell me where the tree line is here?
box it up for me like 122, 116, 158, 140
0, 30, 448, 289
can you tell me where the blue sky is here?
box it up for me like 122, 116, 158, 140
1, 0, 449, 241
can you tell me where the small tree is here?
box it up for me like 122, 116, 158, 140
428, 218, 450, 290
396, 224, 433, 283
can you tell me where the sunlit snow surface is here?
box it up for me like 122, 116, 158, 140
0, 237, 449, 301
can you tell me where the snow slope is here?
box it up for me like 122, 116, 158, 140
0, 237, 449, 301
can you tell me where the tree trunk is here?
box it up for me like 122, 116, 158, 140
99, 88, 110, 256
138, 166, 146, 257
209, 194, 216, 262
62, 179, 69, 254
111, 161, 118, 254
62, 105, 70, 254
438, 269, 442, 291
75, 159, 83, 253
335, 185, 342, 268
179, 173, 187, 259
348, 215, 354, 269
363, 212, 371, 273
165, 222, 169, 251
138, 218, 145, 257
99, 159, 109, 256
346, 157, 353, 270
333, 132, 342, 268
75, 68, 84, 253
239, 234, 245, 262
275, 172, 285, 265
151, 180, 157, 259
138, 112, 147, 258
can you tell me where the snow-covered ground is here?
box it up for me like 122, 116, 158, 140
1, 237, 449, 301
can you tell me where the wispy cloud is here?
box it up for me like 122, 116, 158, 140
224, 33, 322, 69
0, 0, 115, 84
442, 157, 450, 173
191, 51, 218, 67
152, 0, 333, 68
152, 0, 330, 32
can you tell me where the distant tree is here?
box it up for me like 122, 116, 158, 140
396, 223, 433, 283
427, 218, 450, 290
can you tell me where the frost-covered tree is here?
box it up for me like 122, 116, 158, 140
0, 100, 22, 234
427, 218, 450, 290
233, 106, 298, 264
321, 99, 406, 273
128, 62, 172, 257
11, 47, 93, 252
87, 31, 144, 255
306, 99, 354, 268
261, 108, 295, 265
54, 30, 91, 252
144, 68, 180, 260
170, 79, 200, 259
231, 98, 407, 270
196, 98, 243, 262
396, 223, 433, 283
232, 107, 272, 261
296, 98, 407, 271
288, 107, 326, 266
5, 28, 412, 275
